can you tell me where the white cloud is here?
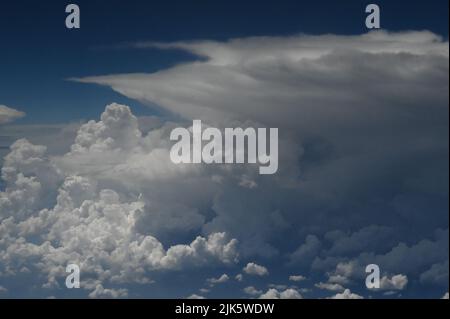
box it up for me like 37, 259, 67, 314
259, 288, 302, 299
207, 274, 230, 285
1, 172, 239, 285
243, 262, 269, 276
160, 233, 239, 269
380, 274, 408, 290
75, 31, 448, 132
0, 138, 60, 221
320, 261, 357, 286
329, 289, 363, 299
0, 122, 240, 295
235, 274, 243, 282
88, 284, 128, 299
0, 105, 25, 125
442, 292, 449, 299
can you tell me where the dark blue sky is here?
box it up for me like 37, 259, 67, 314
0, 0, 448, 124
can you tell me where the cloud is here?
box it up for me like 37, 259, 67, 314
243, 262, 269, 276
316, 261, 356, 287
289, 275, 306, 282
0, 118, 239, 295
207, 274, 230, 285
74, 31, 448, 132
1, 29, 449, 298
442, 292, 449, 299
420, 261, 449, 286
259, 288, 302, 299
1, 173, 239, 287
73, 32, 450, 282
187, 294, 206, 299
325, 225, 395, 256
289, 235, 321, 267
88, 284, 128, 299
312, 229, 449, 290
0, 138, 60, 221
315, 282, 345, 292
0, 105, 25, 125
379, 274, 408, 290
74, 31, 449, 253
160, 233, 239, 269
329, 289, 363, 299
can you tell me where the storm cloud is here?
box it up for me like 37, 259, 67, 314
1, 31, 448, 298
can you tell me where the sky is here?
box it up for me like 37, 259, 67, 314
0, 0, 448, 299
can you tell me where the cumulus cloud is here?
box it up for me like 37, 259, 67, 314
0, 105, 25, 125
243, 262, 269, 276
207, 274, 230, 285
88, 284, 128, 299
0, 106, 240, 296
311, 228, 449, 292
259, 288, 302, 299
324, 261, 357, 286
1, 171, 238, 292
329, 289, 363, 299
380, 274, 408, 290
1, 171, 238, 287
